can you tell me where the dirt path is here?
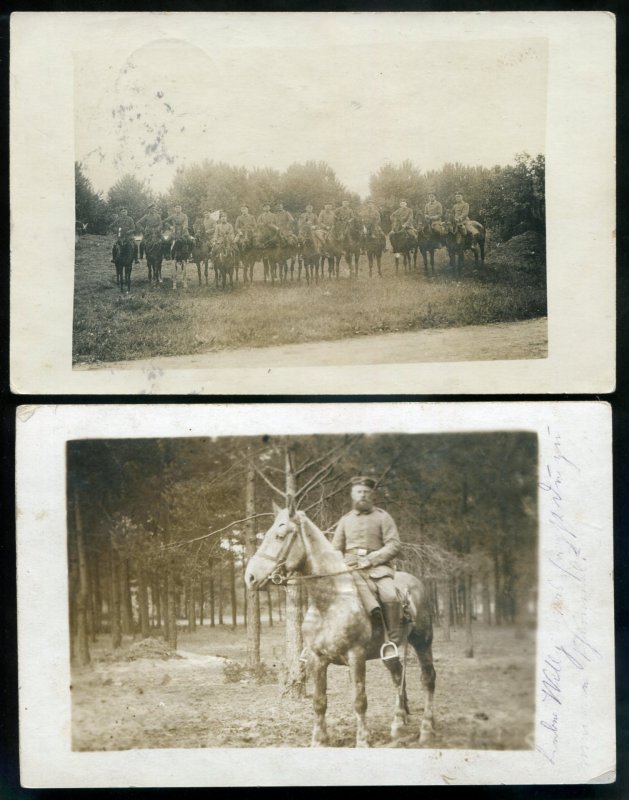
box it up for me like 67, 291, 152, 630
75, 317, 547, 371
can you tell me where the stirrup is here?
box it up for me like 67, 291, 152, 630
380, 641, 399, 662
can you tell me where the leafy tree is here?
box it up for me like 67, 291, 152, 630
279, 161, 355, 216
481, 153, 545, 240
106, 174, 156, 225
75, 162, 109, 234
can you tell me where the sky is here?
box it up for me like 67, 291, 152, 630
75, 33, 547, 200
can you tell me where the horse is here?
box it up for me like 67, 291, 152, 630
388, 227, 418, 275
211, 239, 236, 289
244, 505, 436, 749
297, 225, 324, 284
112, 229, 134, 293
234, 230, 257, 284
165, 234, 191, 290
191, 234, 211, 286
275, 231, 299, 283
333, 218, 363, 277
445, 213, 486, 278
360, 224, 386, 277
144, 233, 165, 285
416, 215, 448, 278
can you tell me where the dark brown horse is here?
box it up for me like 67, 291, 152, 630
245, 505, 436, 748
360, 223, 386, 277
112, 229, 134, 293
143, 233, 165, 285
445, 213, 486, 277
191, 233, 211, 286
389, 227, 418, 275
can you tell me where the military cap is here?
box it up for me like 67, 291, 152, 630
455, 191, 463, 196
351, 475, 376, 489
119, 205, 128, 212
147, 202, 156, 210
204, 208, 213, 214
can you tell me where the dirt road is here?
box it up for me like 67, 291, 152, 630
75, 317, 546, 371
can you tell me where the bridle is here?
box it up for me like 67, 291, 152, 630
254, 514, 365, 587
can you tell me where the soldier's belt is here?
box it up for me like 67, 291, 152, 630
347, 548, 372, 557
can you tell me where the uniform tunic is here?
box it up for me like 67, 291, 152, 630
390, 206, 414, 230
257, 210, 276, 226
111, 214, 136, 239
362, 206, 381, 226
332, 506, 401, 603
298, 210, 317, 235
136, 211, 163, 239
192, 217, 207, 238
452, 201, 470, 222
275, 209, 295, 234
424, 200, 443, 222
164, 211, 190, 238
335, 205, 354, 223
235, 213, 257, 233
213, 221, 234, 242
318, 208, 336, 229
203, 215, 217, 238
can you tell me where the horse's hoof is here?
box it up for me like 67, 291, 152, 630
419, 724, 435, 745
355, 738, 370, 749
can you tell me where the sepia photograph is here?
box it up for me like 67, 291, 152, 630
72, 30, 548, 371
17, 404, 615, 786
10, 12, 614, 394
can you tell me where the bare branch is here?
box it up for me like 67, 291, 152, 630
166, 513, 275, 549
295, 434, 362, 478
251, 461, 286, 499
302, 478, 353, 513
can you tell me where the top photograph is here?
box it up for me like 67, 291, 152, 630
10, 12, 615, 394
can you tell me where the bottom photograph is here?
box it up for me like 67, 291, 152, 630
67, 431, 538, 752
17, 403, 614, 787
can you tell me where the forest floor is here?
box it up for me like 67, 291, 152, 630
71, 623, 536, 751
73, 233, 547, 365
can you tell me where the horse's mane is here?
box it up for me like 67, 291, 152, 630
297, 512, 346, 573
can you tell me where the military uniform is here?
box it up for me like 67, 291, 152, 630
164, 210, 190, 239
390, 205, 414, 231
318, 207, 335, 230
361, 204, 384, 236
136, 210, 163, 239
453, 198, 476, 235
213, 220, 234, 243
257, 209, 276, 226
235, 212, 257, 234
424, 199, 443, 223
203, 214, 217, 239
275, 209, 295, 235
298, 209, 317, 235
335, 204, 354, 223
110, 212, 138, 263
192, 217, 207, 238
332, 506, 401, 605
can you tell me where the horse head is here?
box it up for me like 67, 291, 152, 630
244, 503, 307, 590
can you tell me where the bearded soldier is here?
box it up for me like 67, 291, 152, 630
333, 476, 403, 660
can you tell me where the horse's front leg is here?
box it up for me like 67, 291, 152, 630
348, 647, 369, 747
310, 653, 329, 747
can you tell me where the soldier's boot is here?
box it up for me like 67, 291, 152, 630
133, 243, 139, 264
380, 602, 402, 664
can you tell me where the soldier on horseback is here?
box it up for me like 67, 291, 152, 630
335, 199, 355, 224
274, 202, 296, 245
164, 202, 191, 259
213, 211, 235, 245
298, 204, 317, 235
333, 476, 403, 660
109, 206, 139, 265
452, 191, 476, 236
257, 202, 276, 227
136, 202, 163, 241
361, 199, 385, 237
317, 203, 336, 232
235, 205, 257, 238
424, 192, 444, 233
390, 200, 415, 233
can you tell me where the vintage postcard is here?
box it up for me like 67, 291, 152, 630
10, 12, 615, 394
17, 403, 614, 786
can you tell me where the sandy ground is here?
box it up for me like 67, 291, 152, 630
71, 624, 535, 751
75, 317, 547, 371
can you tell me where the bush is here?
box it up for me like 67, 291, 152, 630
223, 660, 277, 685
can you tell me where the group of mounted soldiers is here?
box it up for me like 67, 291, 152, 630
108, 190, 481, 289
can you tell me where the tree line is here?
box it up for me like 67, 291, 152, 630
76, 153, 545, 244
67, 432, 538, 694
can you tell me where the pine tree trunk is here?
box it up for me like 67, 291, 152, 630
109, 535, 122, 649
120, 558, 133, 636
92, 553, 102, 636
464, 573, 474, 658
229, 548, 237, 629
244, 460, 260, 668
187, 577, 196, 631
441, 578, 451, 642
493, 548, 502, 625
165, 570, 177, 649
218, 559, 224, 625
73, 492, 91, 665
482, 573, 491, 626
199, 578, 204, 625
209, 570, 215, 627
137, 565, 150, 639
267, 588, 273, 627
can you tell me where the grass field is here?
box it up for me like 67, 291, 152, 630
71, 622, 536, 751
73, 234, 547, 364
